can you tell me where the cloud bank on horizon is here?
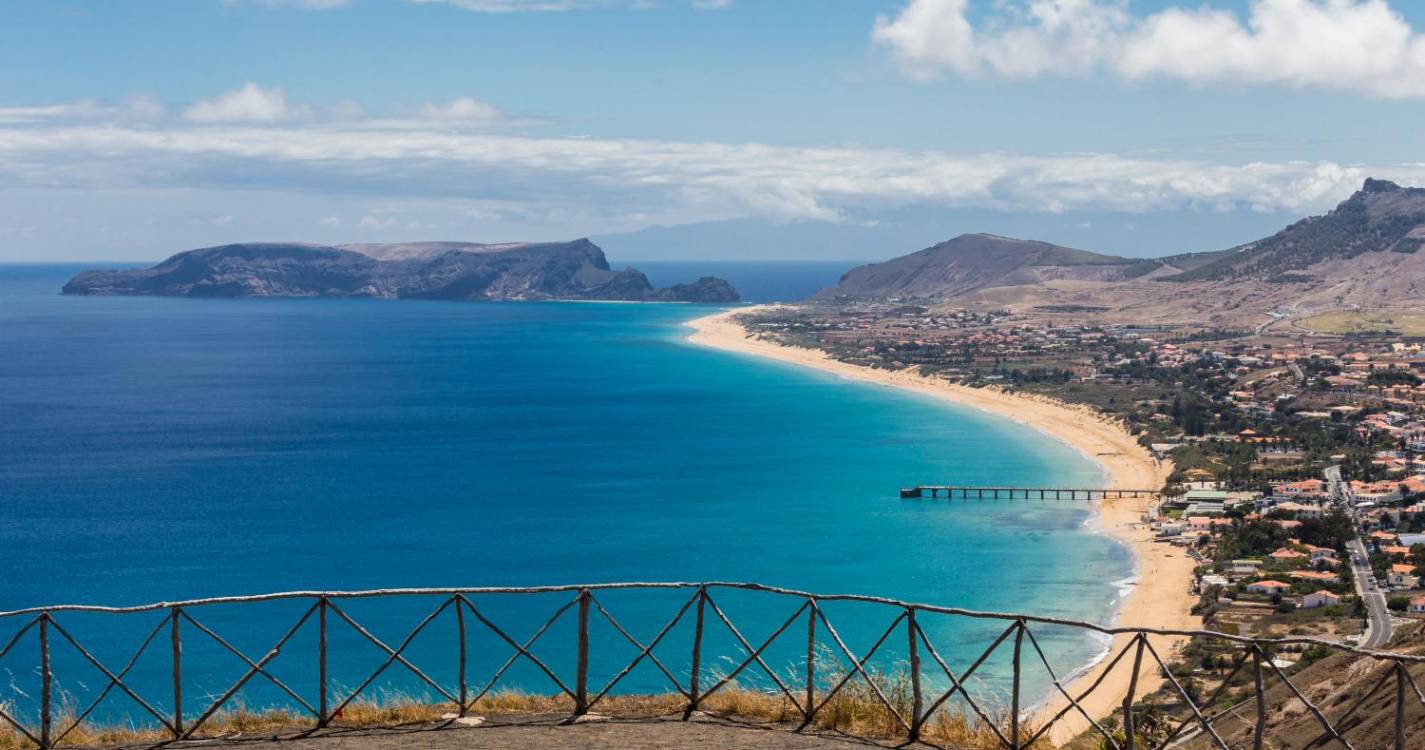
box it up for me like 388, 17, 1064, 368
874, 0, 1425, 100
3, 84, 1420, 248
5, 0, 1425, 260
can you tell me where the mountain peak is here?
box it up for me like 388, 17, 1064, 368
1361, 177, 1402, 194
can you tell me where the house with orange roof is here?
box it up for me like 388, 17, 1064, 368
1246, 580, 1292, 595
1270, 548, 1308, 561
1289, 570, 1337, 583
1276, 479, 1327, 498
1411, 596, 1425, 614
1301, 591, 1341, 609
1388, 563, 1420, 589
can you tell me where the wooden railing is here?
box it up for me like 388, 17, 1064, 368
0, 582, 1421, 749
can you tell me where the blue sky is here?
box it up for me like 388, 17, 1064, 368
4, 0, 1425, 261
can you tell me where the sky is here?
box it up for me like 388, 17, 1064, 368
5, 0, 1425, 262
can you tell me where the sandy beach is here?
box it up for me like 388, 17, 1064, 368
687, 306, 1199, 746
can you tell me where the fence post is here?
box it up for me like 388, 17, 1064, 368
574, 589, 591, 717
318, 596, 329, 727
455, 595, 468, 716
1396, 661, 1407, 750
684, 587, 706, 720
171, 607, 183, 737
1124, 635, 1145, 750
39, 613, 51, 750
800, 598, 817, 729
1011, 620, 1024, 750
907, 607, 922, 742
1252, 645, 1265, 750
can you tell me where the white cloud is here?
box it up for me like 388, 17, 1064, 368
419, 97, 503, 121
873, 0, 1425, 99
0, 97, 164, 125
358, 215, 401, 229
0, 118, 1418, 225
318, 216, 343, 226
183, 83, 309, 123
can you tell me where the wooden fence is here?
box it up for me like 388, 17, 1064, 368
1, 582, 1422, 750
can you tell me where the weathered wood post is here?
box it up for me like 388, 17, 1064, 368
1010, 620, 1023, 750
171, 607, 183, 737
318, 596, 329, 727
684, 587, 706, 720
1252, 645, 1265, 750
574, 589, 591, 716
455, 594, 468, 716
39, 613, 51, 750
907, 607, 922, 742
1396, 661, 1407, 750
1124, 635, 1145, 750
801, 598, 817, 729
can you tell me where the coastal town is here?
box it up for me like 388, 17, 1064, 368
706, 300, 1425, 745
738, 303, 1425, 625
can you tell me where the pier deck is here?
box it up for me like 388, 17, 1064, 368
899, 485, 1157, 500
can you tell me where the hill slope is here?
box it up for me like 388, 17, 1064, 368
62, 240, 739, 303
1166, 178, 1425, 282
815, 233, 1162, 302
811, 180, 1425, 327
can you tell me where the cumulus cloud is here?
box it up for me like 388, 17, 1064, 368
183, 83, 309, 123
873, 0, 1425, 99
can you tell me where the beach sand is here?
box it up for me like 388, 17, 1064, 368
687, 307, 1199, 746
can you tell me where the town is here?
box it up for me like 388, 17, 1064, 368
741, 303, 1425, 650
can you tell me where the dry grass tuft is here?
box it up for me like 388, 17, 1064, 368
0, 669, 1043, 750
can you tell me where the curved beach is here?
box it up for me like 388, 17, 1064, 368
687, 306, 1198, 745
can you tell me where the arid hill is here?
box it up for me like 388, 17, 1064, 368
816, 180, 1425, 328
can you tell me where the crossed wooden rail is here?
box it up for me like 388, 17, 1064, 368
0, 582, 1422, 750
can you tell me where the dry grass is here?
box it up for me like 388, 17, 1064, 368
1299, 309, 1425, 336
0, 669, 1044, 750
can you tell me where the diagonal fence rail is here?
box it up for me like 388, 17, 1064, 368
0, 582, 1422, 750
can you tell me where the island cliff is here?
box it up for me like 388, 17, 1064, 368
62, 239, 739, 303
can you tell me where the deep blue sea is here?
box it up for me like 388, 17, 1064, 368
0, 262, 1129, 726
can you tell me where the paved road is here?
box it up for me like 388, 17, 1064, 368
1326, 465, 1394, 648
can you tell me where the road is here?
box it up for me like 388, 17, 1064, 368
1326, 465, 1394, 648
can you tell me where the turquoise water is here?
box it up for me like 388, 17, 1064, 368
0, 264, 1127, 723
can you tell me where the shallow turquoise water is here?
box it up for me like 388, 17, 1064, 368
0, 264, 1127, 723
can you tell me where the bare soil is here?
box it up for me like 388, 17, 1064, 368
106, 715, 893, 750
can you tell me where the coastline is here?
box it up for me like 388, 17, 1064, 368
686, 306, 1198, 745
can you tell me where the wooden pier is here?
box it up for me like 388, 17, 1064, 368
899, 485, 1158, 501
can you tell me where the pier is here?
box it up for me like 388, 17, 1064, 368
899, 485, 1158, 500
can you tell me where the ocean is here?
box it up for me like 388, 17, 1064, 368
0, 262, 1128, 724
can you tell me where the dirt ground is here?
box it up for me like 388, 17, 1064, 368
115, 715, 894, 750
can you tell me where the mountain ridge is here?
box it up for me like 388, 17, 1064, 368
811, 179, 1425, 326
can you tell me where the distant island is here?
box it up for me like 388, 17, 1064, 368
61, 239, 739, 303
